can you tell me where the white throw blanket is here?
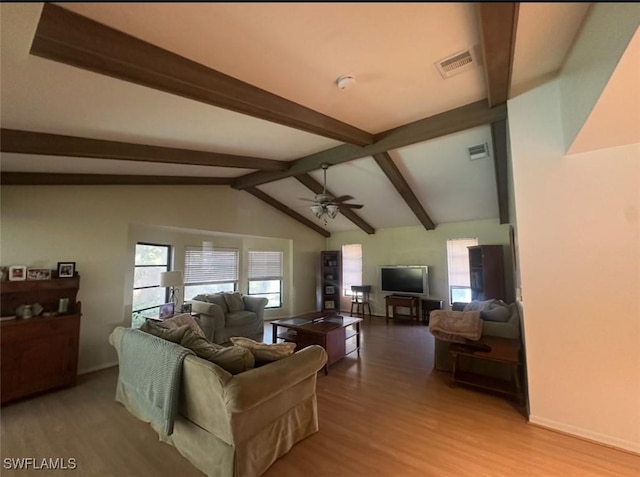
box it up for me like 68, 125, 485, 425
429, 310, 482, 343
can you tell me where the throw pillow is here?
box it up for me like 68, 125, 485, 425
230, 336, 296, 363
203, 293, 229, 314
480, 300, 511, 322
223, 292, 245, 313
157, 313, 205, 337
139, 320, 190, 343
180, 328, 254, 374
463, 299, 496, 313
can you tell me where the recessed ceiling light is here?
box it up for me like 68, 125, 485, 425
336, 74, 356, 90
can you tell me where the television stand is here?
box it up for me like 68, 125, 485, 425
385, 295, 419, 324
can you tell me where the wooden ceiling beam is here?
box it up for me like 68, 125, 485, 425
0, 172, 233, 186
30, 4, 372, 147
244, 187, 330, 238
0, 129, 287, 171
294, 174, 376, 235
491, 119, 510, 224
477, 3, 520, 107
372, 152, 435, 231
233, 100, 507, 189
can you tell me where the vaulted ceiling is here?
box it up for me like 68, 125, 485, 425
0, 3, 591, 236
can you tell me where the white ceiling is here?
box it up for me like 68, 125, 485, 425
0, 3, 594, 234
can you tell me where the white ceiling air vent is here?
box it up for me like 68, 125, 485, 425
468, 143, 490, 161
435, 48, 477, 78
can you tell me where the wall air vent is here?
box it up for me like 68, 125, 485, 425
468, 143, 490, 161
435, 48, 477, 78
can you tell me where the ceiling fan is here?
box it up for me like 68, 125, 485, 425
299, 163, 363, 223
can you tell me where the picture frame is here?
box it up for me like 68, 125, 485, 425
57, 262, 76, 278
27, 268, 52, 281
9, 265, 27, 281
324, 300, 335, 310
325, 285, 335, 295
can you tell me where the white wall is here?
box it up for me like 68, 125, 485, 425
327, 219, 512, 314
509, 79, 640, 453
0, 185, 325, 373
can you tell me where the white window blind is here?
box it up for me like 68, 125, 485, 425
446, 238, 478, 287
248, 251, 282, 279
184, 247, 238, 284
342, 244, 362, 293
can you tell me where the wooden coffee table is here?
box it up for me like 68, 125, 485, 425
271, 312, 362, 374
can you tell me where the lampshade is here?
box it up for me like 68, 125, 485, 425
160, 270, 183, 288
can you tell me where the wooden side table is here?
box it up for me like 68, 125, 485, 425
448, 336, 523, 404
385, 295, 419, 324
420, 298, 443, 324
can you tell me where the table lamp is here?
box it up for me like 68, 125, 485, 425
160, 270, 183, 308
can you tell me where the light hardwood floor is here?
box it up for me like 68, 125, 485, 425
1, 317, 638, 476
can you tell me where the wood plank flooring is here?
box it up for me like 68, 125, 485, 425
1, 317, 638, 476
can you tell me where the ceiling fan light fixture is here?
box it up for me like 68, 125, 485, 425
326, 204, 339, 218
311, 205, 324, 218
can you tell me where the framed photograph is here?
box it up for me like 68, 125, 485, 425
57, 262, 76, 278
27, 268, 52, 280
325, 285, 335, 295
9, 265, 27, 281
324, 300, 335, 310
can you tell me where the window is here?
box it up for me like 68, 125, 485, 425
132, 242, 171, 328
342, 244, 362, 295
446, 238, 478, 304
184, 246, 238, 300
248, 251, 283, 309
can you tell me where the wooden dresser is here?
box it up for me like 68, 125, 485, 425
1, 276, 81, 405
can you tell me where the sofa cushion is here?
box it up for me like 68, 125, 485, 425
230, 336, 296, 364
226, 310, 257, 327
139, 320, 190, 343
463, 299, 511, 323
179, 328, 255, 374
156, 313, 205, 337
224, 292, 245, 313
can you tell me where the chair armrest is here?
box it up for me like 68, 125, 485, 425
191, 301, 225, 341
243, 296, 269, 320
224, 345, 327, 413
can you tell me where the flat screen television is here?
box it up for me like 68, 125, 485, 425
380, 266, 429, 296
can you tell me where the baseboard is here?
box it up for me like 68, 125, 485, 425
78, 361, 118, 375
528, 415, 640, 456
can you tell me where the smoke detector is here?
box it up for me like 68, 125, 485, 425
435, 47, 477, 78
468, 143, 490, 160
336, 74, 356, 90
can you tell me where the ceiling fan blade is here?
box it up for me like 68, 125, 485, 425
339, 203, 363, 209
332, 195, 354, 203
298, 197, 317, 202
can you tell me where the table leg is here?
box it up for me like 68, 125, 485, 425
513, 364, 524, 405
356, 322, 361, 355
450, 353, 459, 387
272, 324, 277, 344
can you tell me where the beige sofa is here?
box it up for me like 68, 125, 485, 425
191, 293, 268, 344
109, 326, 328, 477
